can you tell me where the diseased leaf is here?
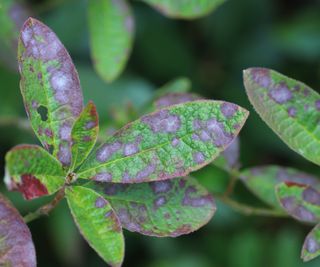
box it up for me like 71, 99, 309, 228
141, 0, 225, 19
71, 101, 99, 170
89, 176, 215, 237
5, 144, 66, 200
88, 0, 134, 82
66, 186, 124, 267
244, 68, 320, 166
78, 100, 249, 183
213, 137, 240, 171
276, 182, 320, 223
0, 0, 30, 70
18, 18, 84, 166
155, 92, 202, 109
0, 193, 36, 267
302, 223, 320, 262
240, 165, 320, 209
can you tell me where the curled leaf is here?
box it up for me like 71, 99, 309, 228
78, 100, 249, 183
90, 176, 215, 237
66, 186, 124, 267
302, 223, 320, 262
0, 193, 36, 267
18, 18, 84, 166
5, 144, 65, 200
244, 68, 320, 166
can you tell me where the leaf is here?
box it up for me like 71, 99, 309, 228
154, 77, 192, 98
88, 0, 134, 82
0, 0, 30, 70
66, 186, 124, 267
154, 92, 202, 109
243, 68, 320, 166
89, 176, 216, 237
240, 165, 320, 209
18, 18, 84, 166
141, 0, 225, 19
71, 101, 99, 170
0, 193, 36, 267
5, 144, 65, 200
213, 137, 240, 171
301, 223, 320, 262
276, 182, 320, 223
78, 100, 249, 183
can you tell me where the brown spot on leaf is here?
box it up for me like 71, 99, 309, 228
16, 174, 48, 200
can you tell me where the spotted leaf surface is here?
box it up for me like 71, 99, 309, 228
90, 176, 215, 237
240, 165, 320, 209
5, 144, 65, 200
244, 68, 320, 166
302, 223, 320, 262
78, 101, 248, 183
88, 0, 134, 82
141, 0, 225, 19
71, 101, 99, 170
155, 92, 202, 109
0, 193, 36, 267
66, 186, 124, 267
18, 18, 84, 166
0, 0, 30, 69
213, 137, 240, 171
276, 182, 320, 223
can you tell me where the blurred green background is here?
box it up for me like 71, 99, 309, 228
1, 0, 320, 266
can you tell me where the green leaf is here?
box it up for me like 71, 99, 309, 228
18, 18, 84, 166
89, 176, 215, 237
302, 223, 320, 262
0, 0, 30, 70
154, 77, 192, 98
155, 92, 202, 109
240, 165, 320, 209
243, 68, 320, 166
71, 101, 99, 171
66, 186, 124, 267
140, 0, 225, 19
276, 182, 320, 223
78, 100, 249, 183
88, 0, 134, 82
0, 193, 36, 267
5, 144, 65, 200
213, 137, 240, 171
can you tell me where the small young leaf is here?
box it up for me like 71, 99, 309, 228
0, 0, 30, 70
141, 0, 225, 19
244, 68, 320, 166
302, 223, 320, 262
213, 137, 240, 171
88, 0, 134, 82
276, 182, 320, 223
240, 165, 320, 209
89, 176, 215, 237
18, 18, 84, 166
0, 193, 36, 267
71, 101, 99, 170
155, 92, 202, 109
5, 144, 66, 200
78, 101, 249, 183
66, 186, 124, 267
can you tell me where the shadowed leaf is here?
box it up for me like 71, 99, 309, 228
5, 144, 65, 200
0, 193, 36, 267
154, 77, 192, 98
88, 0, 134, 82
78, 100, 248, 183
141, 0, 225, 19
66, 186, 124, 267
18, 18, 84, 166
71, 101, 99, 170
244, 68, 320, 166
240, 165, 320, 209
213, 137, 240, 171
89, 176, 215, 237
276, 182, 320, 223
302, 223, 320, 262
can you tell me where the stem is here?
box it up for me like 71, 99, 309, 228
23, 188, 65, 223
216, 195, 288, 217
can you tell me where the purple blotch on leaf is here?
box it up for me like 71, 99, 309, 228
305, 237, 320, 253
269, 83, 292, 104
150, 180, 173, 194
182, 186, 213, 207
250, 68, 271, 88
96, 141, 122, 162
287, 107, 297, 117
302, 187, 320, 205
193, 152, 205, 164
95, 197, 107, 208
221, 102, 238, 118
141, 110, 181, 133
